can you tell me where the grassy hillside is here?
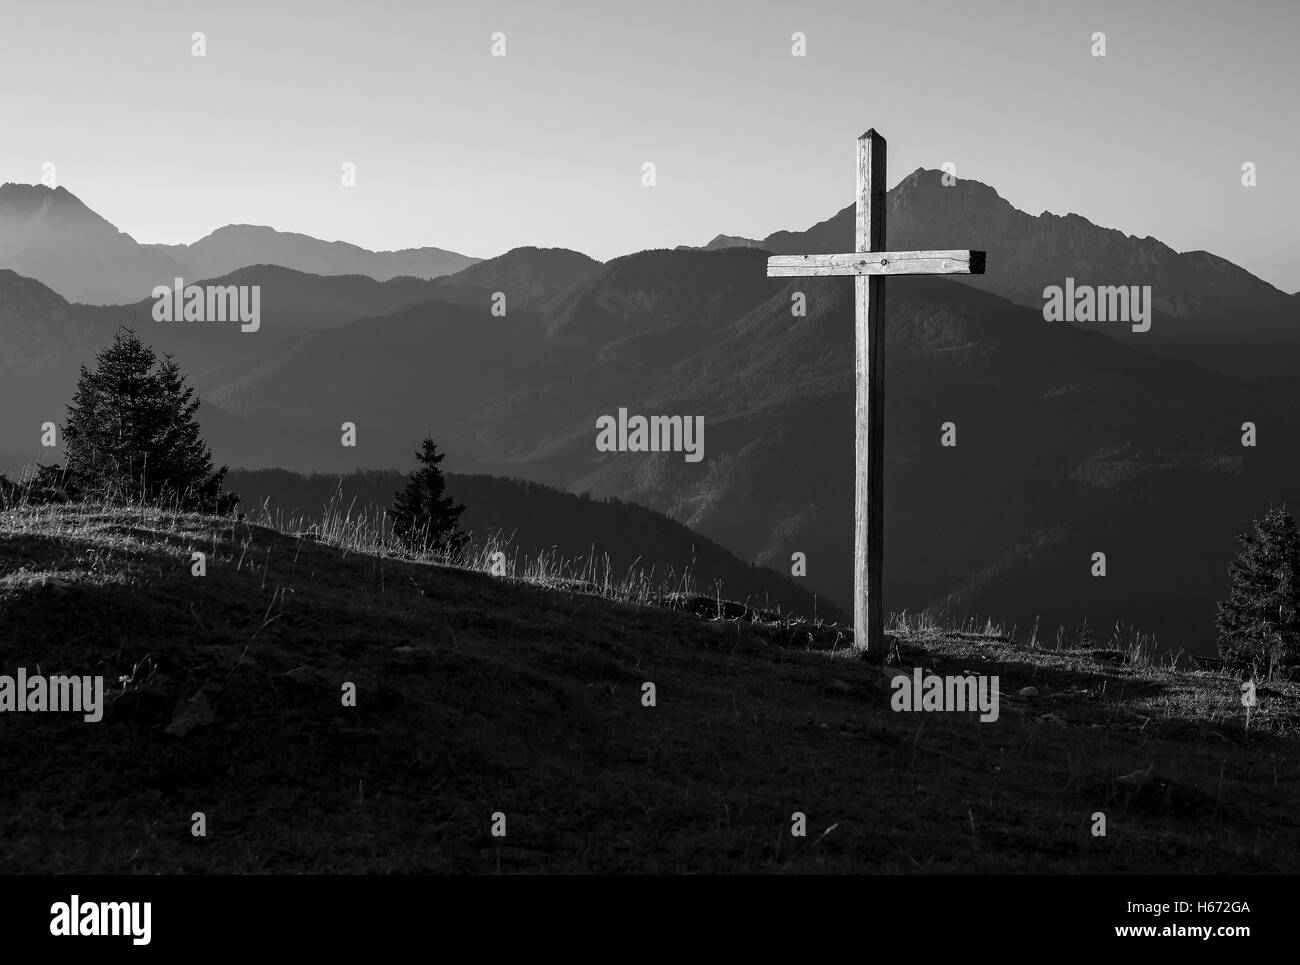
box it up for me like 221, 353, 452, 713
1, 501, 1297, 873
224, 467, 838, 625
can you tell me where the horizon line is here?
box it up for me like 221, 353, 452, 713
0, 174, 1292, 295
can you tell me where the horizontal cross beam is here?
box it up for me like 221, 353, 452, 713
767, 249, 985, 278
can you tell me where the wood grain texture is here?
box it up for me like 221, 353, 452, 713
855, 130, 887, 655
767, 250, 985, 277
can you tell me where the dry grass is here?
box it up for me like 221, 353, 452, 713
1, 494, 1297, 873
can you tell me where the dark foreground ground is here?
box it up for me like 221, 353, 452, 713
1, 503, 1296, 872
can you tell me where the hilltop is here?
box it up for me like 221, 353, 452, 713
1, 502, 1296, 873
223, 468, 837, 625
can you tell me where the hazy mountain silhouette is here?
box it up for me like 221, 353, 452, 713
0, 264, 454, 390
544, 247, 781, 349
144, 224, 479, 286
0, 269, 106, 461
676, 234, 764, 251
122, 264, 443, 340
0, 184, 479, 305
763, 169, 1300, 377
0, 264, 467, 474
430, 246, 602, 312
0, 184, 188, 304
203, 297, 569, 468
0, 268, 91, 374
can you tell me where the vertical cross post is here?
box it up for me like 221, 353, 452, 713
765, 127, 984, 657
855, 130, 887, 655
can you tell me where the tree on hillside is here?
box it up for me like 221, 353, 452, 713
389, 436, 466, 553
0, 473, 18, 510
43, 327, 236, 512
1216, 506, 1300, 680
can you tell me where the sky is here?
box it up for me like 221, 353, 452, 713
2, 0, 1297, 291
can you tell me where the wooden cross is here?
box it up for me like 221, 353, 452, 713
767, 130, 985, 655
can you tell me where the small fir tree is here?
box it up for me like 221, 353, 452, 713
52, 327, 234, 512
1216, 506, 1300, 680
390, 436, 466, 552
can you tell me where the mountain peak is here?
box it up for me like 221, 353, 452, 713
674, 233, 765, 252
437, 246, 602, 312
0, 181, 100, 220
889, 167, 1015, 211
0, 181, 74, 199
0, 182, 176, 303
206, 223, 283, 236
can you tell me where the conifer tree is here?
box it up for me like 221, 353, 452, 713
53, 327, 234, 512
1216, 506, 1300, 679
389, 436, 466, 552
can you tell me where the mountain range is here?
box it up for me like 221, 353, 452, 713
144, 224, 479, 289
0, 183, 479, 305
2, 173, 1297, 653
677, 234, 764, 252
763, 171, 1297, 379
